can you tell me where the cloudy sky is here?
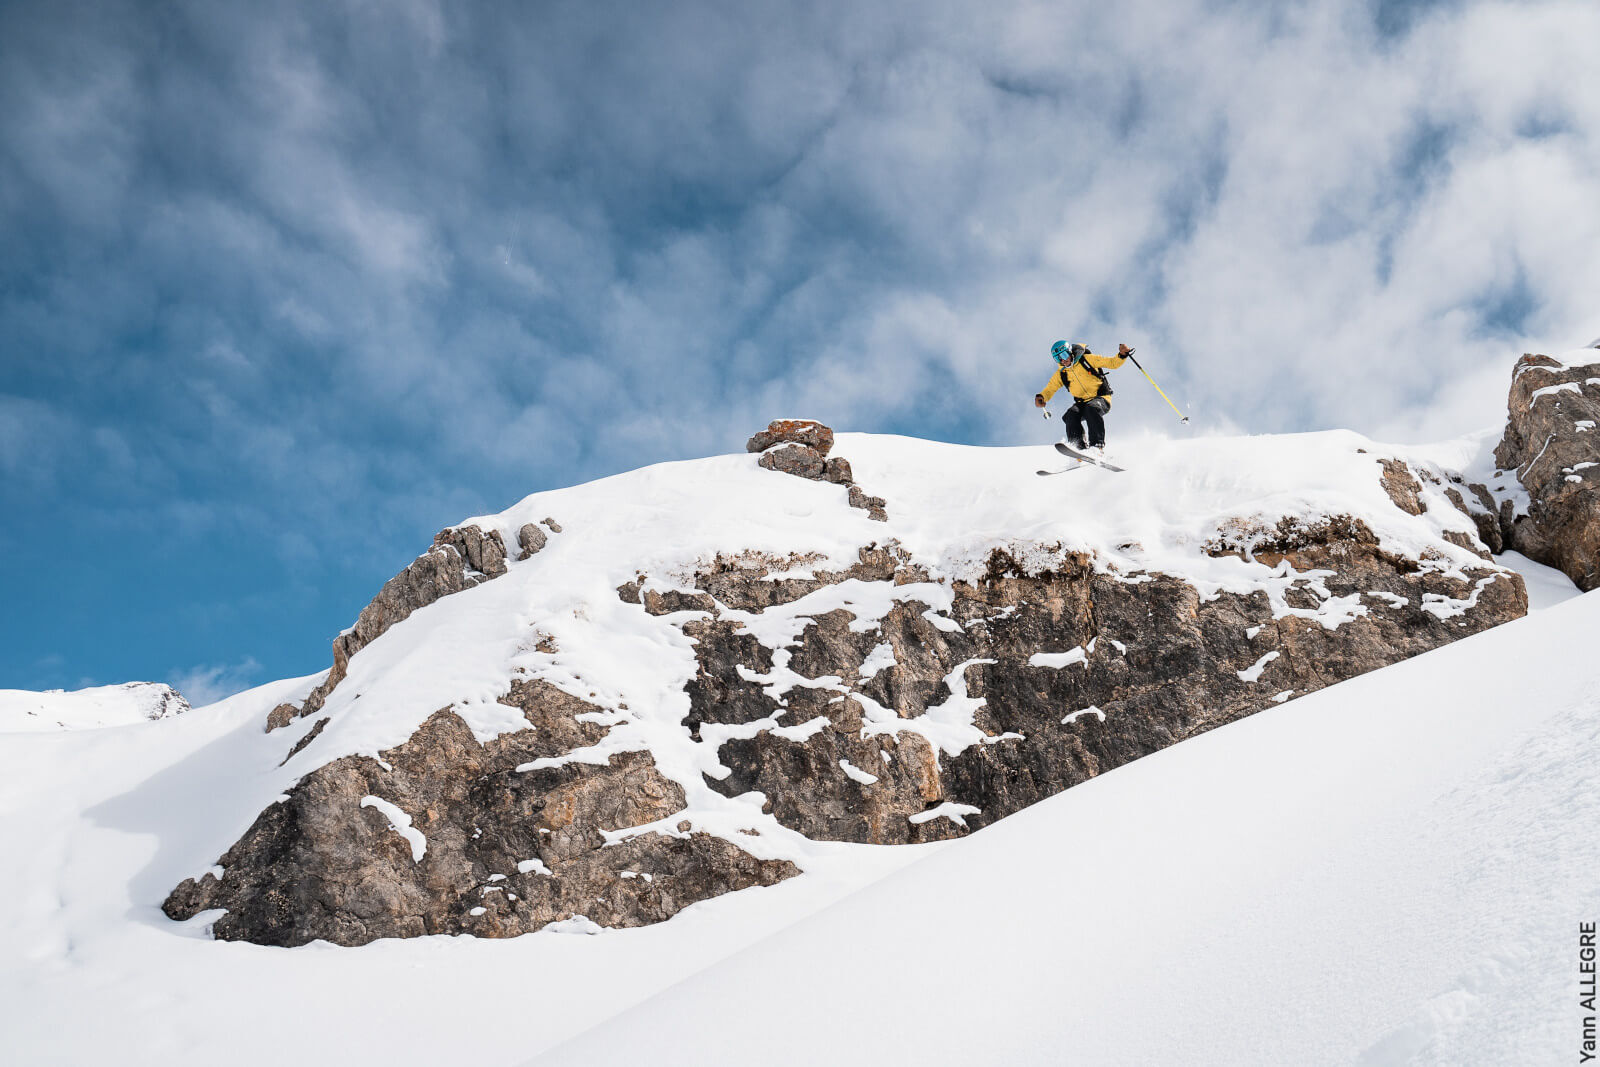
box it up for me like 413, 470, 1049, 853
4, 0, 1599, 700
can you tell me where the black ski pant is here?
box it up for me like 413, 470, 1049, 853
1063, 398, 1109, 448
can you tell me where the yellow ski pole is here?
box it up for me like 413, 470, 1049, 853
1123, 348, 1188, 424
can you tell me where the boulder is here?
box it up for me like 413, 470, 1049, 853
746, 419, 834, 456
517, 523, 547, 560
1493, 353, 1600, 589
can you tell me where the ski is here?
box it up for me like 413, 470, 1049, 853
1054, 442, 1126, 472
1036, 465, 1084, 477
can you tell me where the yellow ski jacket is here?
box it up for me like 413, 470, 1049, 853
1037, 351, 1129, 407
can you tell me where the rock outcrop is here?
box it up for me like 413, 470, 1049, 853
1493, 352, 1600, 589
748, 419, 886, 520
168, 680, 796, 947
663, 520, 1522, 844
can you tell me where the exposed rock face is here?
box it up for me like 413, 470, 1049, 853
1378, 458, 1426, 516
1443, 480, 1510, 555
270, 524, 526, 730
677, 523, 1523, 844
1494, 353, 1600, 589
758, 444, 826, 479
168, 681, 795, 947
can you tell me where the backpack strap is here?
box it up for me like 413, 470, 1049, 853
1082, 358, 1112, 397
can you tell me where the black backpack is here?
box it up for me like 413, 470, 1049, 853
1084, 360, 1113, 397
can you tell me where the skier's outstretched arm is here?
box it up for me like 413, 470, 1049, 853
1089, 343, 1135, 369
1034, 375, 1063, 408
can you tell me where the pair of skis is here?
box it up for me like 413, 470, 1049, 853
1037, 442, 1124, 476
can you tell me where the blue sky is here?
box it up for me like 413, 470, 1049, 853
4, 0, 1599, 701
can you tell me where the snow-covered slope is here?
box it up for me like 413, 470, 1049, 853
0, 681, 190, 732
0, 556, 1588, 1066
540, 556, 1596, 1067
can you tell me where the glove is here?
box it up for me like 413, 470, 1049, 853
1034, 394, 1046, 408
1117, 343, 1134, 356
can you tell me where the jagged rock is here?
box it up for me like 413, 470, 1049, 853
170, 692, 795, 946
500, 678, 613, 759
687, 545, 921, 614
642, 588, 718, 616
271, 525, 511, 730
758, 444, 826, 480
518, 523, 548, 560
1445, 482, 1506, 554
685, 521, 1524, 845
542, 517, 562, 533
1378, 458, 1426, 515
436, 525, 510, 578
823, 457, 854, 485
280, 717, 328, 765
1493, 353, 1600, 589
265, 703, 298, 732
848, 485, 888, 521
746, 419, 834, 456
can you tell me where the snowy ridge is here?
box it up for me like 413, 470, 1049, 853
0, 682, 191, 733
237, 426, 1518, 881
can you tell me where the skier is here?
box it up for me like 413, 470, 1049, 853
1033, 340, 1134, 457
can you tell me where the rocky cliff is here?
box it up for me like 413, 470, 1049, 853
1492, 349, 1600, 589
167, 359, 1590, 946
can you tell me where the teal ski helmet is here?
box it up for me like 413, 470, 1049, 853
1051, 339, 1070, 363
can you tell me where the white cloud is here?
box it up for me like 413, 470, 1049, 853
10, 0, 1600, 571
168, 658, 262, 708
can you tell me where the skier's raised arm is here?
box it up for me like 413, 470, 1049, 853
1086, 342, 1134, 370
